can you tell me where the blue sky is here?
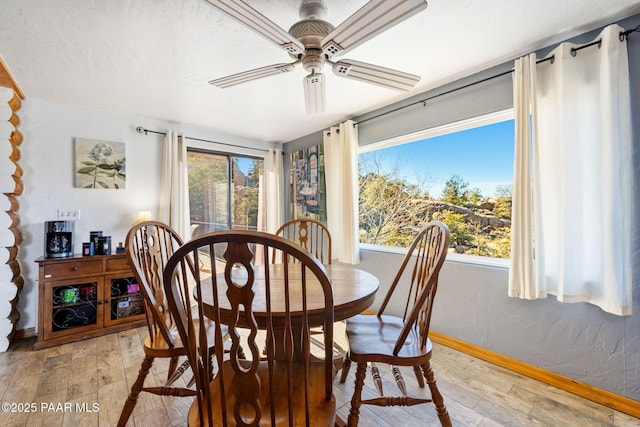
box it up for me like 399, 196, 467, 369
236, 157, 254, 175
360, 119, 515, 198
236, 119, 515, 199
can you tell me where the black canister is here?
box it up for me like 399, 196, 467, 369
96, 236, 111, 255
82, 242, 95, 256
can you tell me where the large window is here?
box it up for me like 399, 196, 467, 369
187, 150, 264, 236
359, 111, 514, 259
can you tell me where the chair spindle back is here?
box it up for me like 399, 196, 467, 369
163, 230, 337, 426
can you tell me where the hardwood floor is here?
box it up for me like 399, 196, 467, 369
0, 326, 638, 427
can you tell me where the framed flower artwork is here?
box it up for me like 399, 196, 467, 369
74, 137, 126, 189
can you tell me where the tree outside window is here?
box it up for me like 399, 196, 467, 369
187, 150, 264, 236
358, 116, 514, 259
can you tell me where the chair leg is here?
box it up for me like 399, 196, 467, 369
117, 354, 154, 427
347, 362, 367, 427
166, 355, 180, 383
339, 352, 352, 383
413, 365, 425, 388
422, 361, 452, 427
166, 358, 190, 386
335, 415, 348, 427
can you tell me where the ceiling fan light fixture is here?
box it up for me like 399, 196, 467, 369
204, 0, 428, 113
304, 72, 326, 114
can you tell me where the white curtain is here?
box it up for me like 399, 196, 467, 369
263, 148, 283, 233
509, 53, 546, 300
159, 130, 191, 240
324, 120, 360, 264
510, 24, 632, 315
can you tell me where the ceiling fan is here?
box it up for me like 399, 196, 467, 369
203, 0, 428, 114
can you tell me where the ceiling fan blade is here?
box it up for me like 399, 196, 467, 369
303, 73, 326, 115
209, 63, 296, 88
332, 59, 420, 91
322, 0, 428, 58
202, 0, 305, 56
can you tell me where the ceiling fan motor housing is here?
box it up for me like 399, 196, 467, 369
289, 0, 335, 73
289, 20, 333, 73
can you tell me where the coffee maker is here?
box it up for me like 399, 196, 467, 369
44, 221, 74, 258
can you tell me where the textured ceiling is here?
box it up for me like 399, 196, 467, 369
1, 0, 640, 143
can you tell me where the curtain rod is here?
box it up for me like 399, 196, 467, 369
355, 27, 636, 127
135, 126, 270, 153
620, 24, 640, 41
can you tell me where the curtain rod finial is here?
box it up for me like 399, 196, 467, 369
135, 126, 146, 134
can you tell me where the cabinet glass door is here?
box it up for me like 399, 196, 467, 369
44, 278, 102, 339
107, 276, 145, 326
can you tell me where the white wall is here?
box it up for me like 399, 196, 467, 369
16, 97, 271, 332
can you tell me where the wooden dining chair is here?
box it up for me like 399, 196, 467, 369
274, 218, 345, 365
274, 218, 332, 264
117, 221, 223, 427
339, 221, 452, 427
163, 230, 338, 426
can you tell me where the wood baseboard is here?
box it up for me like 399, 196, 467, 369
14, 327, 36, 340
429, 331, 640, 419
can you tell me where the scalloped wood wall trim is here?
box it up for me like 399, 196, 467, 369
0, 55, 24, 352
0, 55, 24, 100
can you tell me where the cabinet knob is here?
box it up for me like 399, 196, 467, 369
72, 266, 79, 271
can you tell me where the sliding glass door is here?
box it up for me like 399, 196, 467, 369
187, 150, 264, 236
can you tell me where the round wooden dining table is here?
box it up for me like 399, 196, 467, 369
198, 263, 379, 329
197, 263, 378, 361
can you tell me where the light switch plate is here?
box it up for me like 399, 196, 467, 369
57, 209, 80, 220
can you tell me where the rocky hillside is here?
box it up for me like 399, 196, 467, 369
392, 198, 510, 235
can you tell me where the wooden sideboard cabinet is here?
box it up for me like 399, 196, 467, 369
34, 254, 146, 349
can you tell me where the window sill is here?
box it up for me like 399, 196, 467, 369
359, 243, 510, 270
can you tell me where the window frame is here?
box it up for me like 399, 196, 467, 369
186, 146, 265, 233
360, 109, 513, 153
358, 108, 514, 268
